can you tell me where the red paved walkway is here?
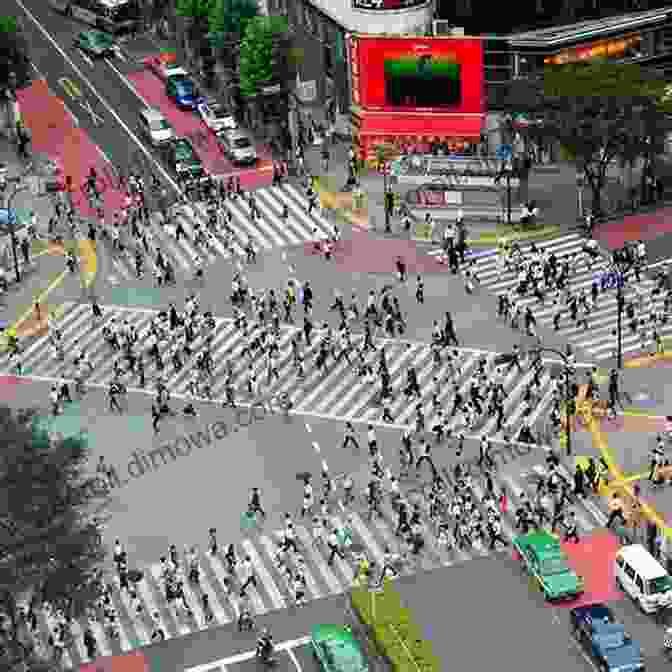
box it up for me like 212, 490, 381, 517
595, 205, 672, 248
17, 79, 125, 219
128, 68, 273, 188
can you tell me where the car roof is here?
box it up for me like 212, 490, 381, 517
571, 603, 613, 622
617, 544, 668, 578
140, 108, 166, 122
523, 530, 559, 550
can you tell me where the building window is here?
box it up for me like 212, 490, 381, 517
324, 44, 334, 77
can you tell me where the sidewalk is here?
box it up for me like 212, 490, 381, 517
0, 140, 56, 242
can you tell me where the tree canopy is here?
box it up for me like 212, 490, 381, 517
0, 16, 30, 90
238, 16, 288, 98
0, 406, 107, 671
175, 0, 215, 20
208, 0, 258, 43
507, 61, 672, 215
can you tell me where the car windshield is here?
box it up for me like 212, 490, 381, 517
539, 556, 568, 575
324, 640, 363, 671
149, 118, 170, 131
175, 143, 194, 161
233, 137, 251, 149
649, 576, 672, 594
596, 625, 625, 650
175, 81, 195, 95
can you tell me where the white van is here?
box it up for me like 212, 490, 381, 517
615, 544, 672, 613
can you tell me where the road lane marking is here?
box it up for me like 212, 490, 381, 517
184, 635, 311, 672
10, 270, 67, 331
58, 77, 82, 99
13, 0, 181, 194
287, 647, 302, 671
77, 49, 94, 67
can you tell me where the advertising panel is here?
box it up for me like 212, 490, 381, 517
349, 35, 484, 114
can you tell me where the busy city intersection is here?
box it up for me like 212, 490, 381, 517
3, 0, 672, 671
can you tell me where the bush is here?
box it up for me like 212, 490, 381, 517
351, 579, 442, 671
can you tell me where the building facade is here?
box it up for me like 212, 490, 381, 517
267, 0, 435, 118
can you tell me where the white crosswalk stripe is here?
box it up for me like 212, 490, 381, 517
468, 234, 672, 361
9, 302, 615, 665
41, 456, 606, 667
106, 184, 331, 280
5, 302, 570, 435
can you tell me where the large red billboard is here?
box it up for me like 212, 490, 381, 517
349, 35, 484, 114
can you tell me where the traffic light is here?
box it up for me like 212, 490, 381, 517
566, 399, 576, 416
559, 431, 568, 449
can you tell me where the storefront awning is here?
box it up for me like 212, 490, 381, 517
353, 110, 485, 138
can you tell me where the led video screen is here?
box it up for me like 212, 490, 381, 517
384, 55, 460, 107
350, 36, 484, 114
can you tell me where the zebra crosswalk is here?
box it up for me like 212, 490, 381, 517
30, 459, 607, 668
108, 183, 333, 281
446, 234, 672, 361
3, 301, 576, 435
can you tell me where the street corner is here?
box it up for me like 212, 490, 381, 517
108, 286, 164, 308
625, 351, 672, 369
593, 413, 665, 434
12, 300, 67, 340
554, 530, 623, 609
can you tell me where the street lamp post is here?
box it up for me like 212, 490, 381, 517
606, 255, 633, 370
532, 346, 575, 456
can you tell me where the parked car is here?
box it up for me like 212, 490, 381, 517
218, 129, 257, 166
74, 29, 116, 57
162, 138, 204, 180
311, 624, 368, 672
137, 108, 174, 147
197, 98, 237, 133
165, 76, 202, 111
570, 603, 644, 672
513, 530, 584, 601
145, 55, 189, 81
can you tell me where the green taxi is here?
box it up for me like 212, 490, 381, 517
311, 624, 369, 672
513, 530, 584, 601
74, 30, 116, 58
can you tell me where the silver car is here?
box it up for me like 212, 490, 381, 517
218, 129, 257, 165
138, 107, 174, 146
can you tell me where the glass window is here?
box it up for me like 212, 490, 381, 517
324, 45, 333, 77
636, 576, 644, 592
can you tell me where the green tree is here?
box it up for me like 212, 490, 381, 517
515, 61, 670, 216
0, 407, 107, 671
208, 0, 258, 44
175, 0, 215, 21
238, 15, 288, 98
0, 16, 30, 90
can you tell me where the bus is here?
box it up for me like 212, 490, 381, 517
48, 0, 141, 35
